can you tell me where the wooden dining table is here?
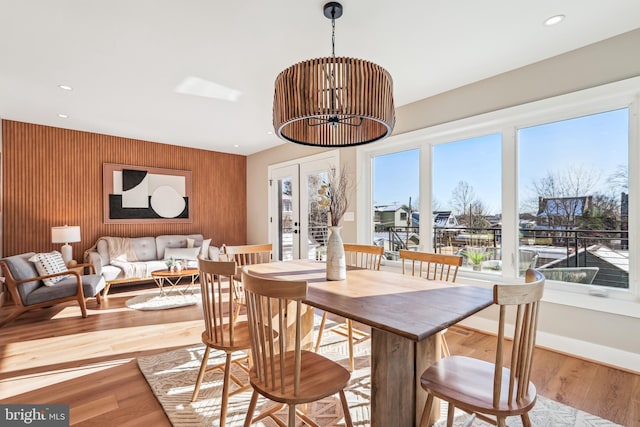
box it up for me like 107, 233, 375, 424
245, 259, 494, 427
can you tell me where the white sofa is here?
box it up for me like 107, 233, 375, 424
85, 234, 219, 295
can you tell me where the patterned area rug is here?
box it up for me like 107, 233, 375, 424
138, 317, 620, 426
125, 291, 200, 311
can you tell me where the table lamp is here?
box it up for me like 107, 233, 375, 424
51, 225, 81, 265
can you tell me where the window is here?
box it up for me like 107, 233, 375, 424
518, 109, 629, 288
433, 134, 502, 273
359, 77, 639, 306
372, 149, 420, 260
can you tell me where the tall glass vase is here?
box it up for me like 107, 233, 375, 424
326, 226, 346, 280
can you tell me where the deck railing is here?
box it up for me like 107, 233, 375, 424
381, 225, 628, 288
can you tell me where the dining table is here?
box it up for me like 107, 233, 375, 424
245, 259, 494, 427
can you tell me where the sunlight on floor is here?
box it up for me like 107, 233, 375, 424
48, 305, 137, 318
0, 358, 134, 399
0, 320, 201, 374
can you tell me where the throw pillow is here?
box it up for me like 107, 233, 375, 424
199, 238, 212, 260
163, 247, 201, 261
186, 237, 211, 259
28, 251, 69, 286
208, 245, 221, 261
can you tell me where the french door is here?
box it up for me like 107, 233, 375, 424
269, 153, 338, 261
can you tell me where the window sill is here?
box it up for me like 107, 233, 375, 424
381, 262, 640, 318
457, 271, 640, 319
540, 287, 640, 319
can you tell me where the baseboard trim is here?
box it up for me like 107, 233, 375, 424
459, 317, 640, 374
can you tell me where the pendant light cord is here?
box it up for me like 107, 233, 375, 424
331, 8, 336, 57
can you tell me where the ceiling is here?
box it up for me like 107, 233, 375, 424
1, 1, 640, 156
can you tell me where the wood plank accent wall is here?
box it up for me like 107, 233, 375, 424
1, 120, 247, 261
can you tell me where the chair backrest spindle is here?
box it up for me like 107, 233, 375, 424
493, 269, 544, 407
343, 244, 384, 271
225, 243, 272, 267
242, 269, 307, 397
399, 250, 462, 282
198, 259, 239, 348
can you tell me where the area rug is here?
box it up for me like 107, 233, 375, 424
138, 317, 620, 426
125, 291, 200, 311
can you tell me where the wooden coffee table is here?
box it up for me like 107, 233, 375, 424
151, 268, 199, 296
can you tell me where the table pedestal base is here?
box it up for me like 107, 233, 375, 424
371, 328, 441, 427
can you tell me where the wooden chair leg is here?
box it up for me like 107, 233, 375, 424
339, 390, 354, 427
77, 297, 88, 318
219, 352, 233, 427
440, 331, 450, 357
243, 390, 259, 427
497, 417, 507, 427
95, 292, 102, 304
347, 319, 354, 371
314, 311, 327, 352
288, 403, 296, 427
233, 304, 242, 324
446, 402, 455, 427
419, 394, 434, 427
191, 346, 211, 402
521, 412, 532, 427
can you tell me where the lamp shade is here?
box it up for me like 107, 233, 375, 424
51, 225, 81, 244
273, 56, 395, 147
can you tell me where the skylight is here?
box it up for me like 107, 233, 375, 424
174, 76, 242, 102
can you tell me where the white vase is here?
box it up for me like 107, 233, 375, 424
326, 226, 346, 281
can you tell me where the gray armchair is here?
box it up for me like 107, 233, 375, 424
0, 252, 105, 327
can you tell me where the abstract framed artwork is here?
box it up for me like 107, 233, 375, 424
103, 163, 192, 224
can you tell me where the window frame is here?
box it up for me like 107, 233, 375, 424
357, 76, 640, 313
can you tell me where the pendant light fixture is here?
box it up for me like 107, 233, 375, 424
273, 2, 395, 147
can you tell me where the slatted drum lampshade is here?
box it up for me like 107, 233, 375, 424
273, 2, 395, 147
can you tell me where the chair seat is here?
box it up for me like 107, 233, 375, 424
25, 274, 105, 306
249, 349, 350, 405
420, 355, 537, 416
201, 321, 252, 352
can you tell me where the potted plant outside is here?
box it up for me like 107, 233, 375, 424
464, 247, 487, 271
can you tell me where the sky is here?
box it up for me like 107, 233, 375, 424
373, 108, 629, 215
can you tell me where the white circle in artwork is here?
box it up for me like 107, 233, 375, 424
150, 186, 186, 218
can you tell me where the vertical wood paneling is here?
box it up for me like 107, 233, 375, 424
1, 120, 247, 261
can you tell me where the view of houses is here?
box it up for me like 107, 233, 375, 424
372, 191, 629, 289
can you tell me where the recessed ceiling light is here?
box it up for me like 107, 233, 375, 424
544, 14, 565, 26
57, 113, 69, 119
266, 131, 273, 135
58, 85, 73, 91
233, 144, 240, 148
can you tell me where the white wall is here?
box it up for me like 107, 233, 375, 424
247, 28, 640, 372
247, 144, 359, 245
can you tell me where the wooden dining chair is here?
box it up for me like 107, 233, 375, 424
241, 269, 354, 427
223, 243, 272, 323
399, 249, 463, 357
192, 259, 251, 427
419, 269, 545, 427
315, 243, 384, 371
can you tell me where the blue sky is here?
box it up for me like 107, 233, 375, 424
373, 108, 628, 215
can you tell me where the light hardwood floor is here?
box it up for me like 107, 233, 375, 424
0, 284, 638, 426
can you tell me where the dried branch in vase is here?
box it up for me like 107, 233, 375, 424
318, 166, 350, 226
